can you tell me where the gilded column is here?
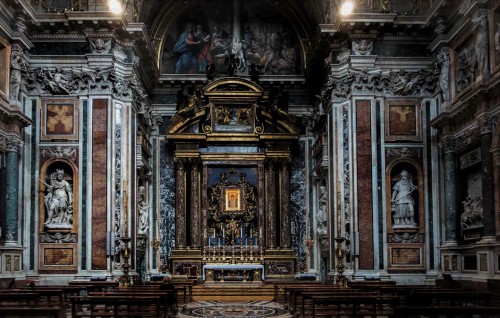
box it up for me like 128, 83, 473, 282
265, 158, 276, 248
5, 135, 22, 245
480, 117, 494, 236
175, 158, 186, 248
279, 158, 291, 248
443, 137, 457, 242
190, 159, 201, 248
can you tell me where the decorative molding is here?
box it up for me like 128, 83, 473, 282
40, 232, 77, 243
460, 148, 481, 169
387, 232, 424, 243
41, 146, 77, 159
386, 147, 422, 159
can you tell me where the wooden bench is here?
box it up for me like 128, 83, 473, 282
89, 288, 177, 316
393, 305, 500, 318
70, 295, 161, 318
406, 290, 493, 307
292, 288, 377, 317
272, 281, 320, 303
0, 307, 62, 318
311, 294, 400, 318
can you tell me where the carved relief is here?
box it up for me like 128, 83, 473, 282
460, 196, 483, 229
352, 40, 373, 55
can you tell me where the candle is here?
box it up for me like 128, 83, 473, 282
241, 226, 243, 238
208, 237, 211, 247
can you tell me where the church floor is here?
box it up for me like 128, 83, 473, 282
177, 300, 291, 318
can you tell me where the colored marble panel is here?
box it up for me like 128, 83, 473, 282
388, 105, 416, 136
46, 104, 74, 135
356, 100, 374, 270
92, 99, 108, 270
44, 248, 74, 266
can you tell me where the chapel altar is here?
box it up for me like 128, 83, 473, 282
166, 77, 298, 281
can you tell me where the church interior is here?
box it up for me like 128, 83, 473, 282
1, 0, 500, 316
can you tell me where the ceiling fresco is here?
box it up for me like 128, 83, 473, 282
159, 0, 302, 76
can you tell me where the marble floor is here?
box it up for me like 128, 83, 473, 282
177, 301, 292, 318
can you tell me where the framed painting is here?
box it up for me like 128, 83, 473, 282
225, 188, 241, 211
41, 98, 79, 141
384, 100, 421, 142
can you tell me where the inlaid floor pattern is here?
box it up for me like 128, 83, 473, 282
178, 301, 291, 318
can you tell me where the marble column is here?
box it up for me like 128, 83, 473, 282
443, 137, 457, 242
279, 158, 291, 248
190, 159, 201, 248
175, 158, 186, 248
480, 118, 494, 236
5, 136, 22, 245
265, 158, 276, 248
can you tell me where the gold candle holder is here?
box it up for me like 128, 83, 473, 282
119, 236, 131, 288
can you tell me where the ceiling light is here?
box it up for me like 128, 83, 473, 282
340, 1, 354, 15
109, 0, 124, 13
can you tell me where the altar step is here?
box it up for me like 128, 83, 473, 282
192, 283, 274, 301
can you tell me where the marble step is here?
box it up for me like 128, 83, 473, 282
192, 284, 275, 301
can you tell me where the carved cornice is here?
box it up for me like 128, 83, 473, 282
40, 232, 77, 243
4, 135, 23, 152
320, 67, 437, 102
386, 147, 422, 159
387, 232, 424, 243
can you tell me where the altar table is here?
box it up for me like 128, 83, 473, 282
202, 264, 264, 281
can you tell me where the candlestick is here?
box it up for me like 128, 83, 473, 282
337, 192, 341, 235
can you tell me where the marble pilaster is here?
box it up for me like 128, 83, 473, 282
175, 158, 186, 248
480, 118, 494, 236
5, 136, 22, 244
443, 137, 457, 242
265, 159, 276, 248
190, 160, 201, 248
279, 159, 291, 248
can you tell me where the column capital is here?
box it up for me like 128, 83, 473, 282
5, 135, 23, 153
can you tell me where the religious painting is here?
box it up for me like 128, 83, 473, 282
385, 100, 421, 142
41, 98, 79, 141
225, 188, 241, 211
161, 0, 301, 76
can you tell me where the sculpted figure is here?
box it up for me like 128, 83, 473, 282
137, 186, 149, 235
352, 40, 373, 55
10, 51, 26, 102
44, 169, 73, 227
391, 170, 417, 227
472, 13, 488, 77
495, 23, 500, 53
317, 186, 328, 234
438, 48, 450, 102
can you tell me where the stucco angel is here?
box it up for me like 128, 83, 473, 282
352, 40, 373, 55
90, 39, 112, 54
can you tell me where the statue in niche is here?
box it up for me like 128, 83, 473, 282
391, 170, 417, 228
460, 196, 483, 229
317, 185, 328, 234
44, 169, 73, 228
471, 13, 488, 77
137, 185, 149, 236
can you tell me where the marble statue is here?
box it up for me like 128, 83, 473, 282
90, 39, 112, 54
317, 185, 328, 234
352, 40, 373, 55
391, 170, 417, 227
44, 169, 73, 227
10, 51, 26, 102
138, 185, 149, 235
472, 13, 488, 77
495, 23, 500, 54
438, 48, 450, 102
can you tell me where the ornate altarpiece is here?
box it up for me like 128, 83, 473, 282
166, 78, 298, 280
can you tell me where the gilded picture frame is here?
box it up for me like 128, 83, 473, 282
225, 188, 241, 211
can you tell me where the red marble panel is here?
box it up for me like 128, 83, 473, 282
356, 100, 374, 270
92, 99, 108, 270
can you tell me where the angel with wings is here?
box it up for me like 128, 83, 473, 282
352, 40, 373, 55
90, 39, 112, 54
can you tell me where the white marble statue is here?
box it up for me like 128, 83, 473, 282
138, 185, 149, 236
391, 170, 417, 228
44, 169, 73, 228
317, 185, 328, 234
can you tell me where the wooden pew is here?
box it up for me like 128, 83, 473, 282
89, 288, 177, 316
0, 307, 61, 318
406, 290, 493, 307
272, 281, 320, 303
311, 294, 400, 318
299, 291, 379, 318
393, 305, 500, 318
70, 295, 161, 318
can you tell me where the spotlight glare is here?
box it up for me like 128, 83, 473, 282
109, 0, 123, 13
340, 1, 354, 15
